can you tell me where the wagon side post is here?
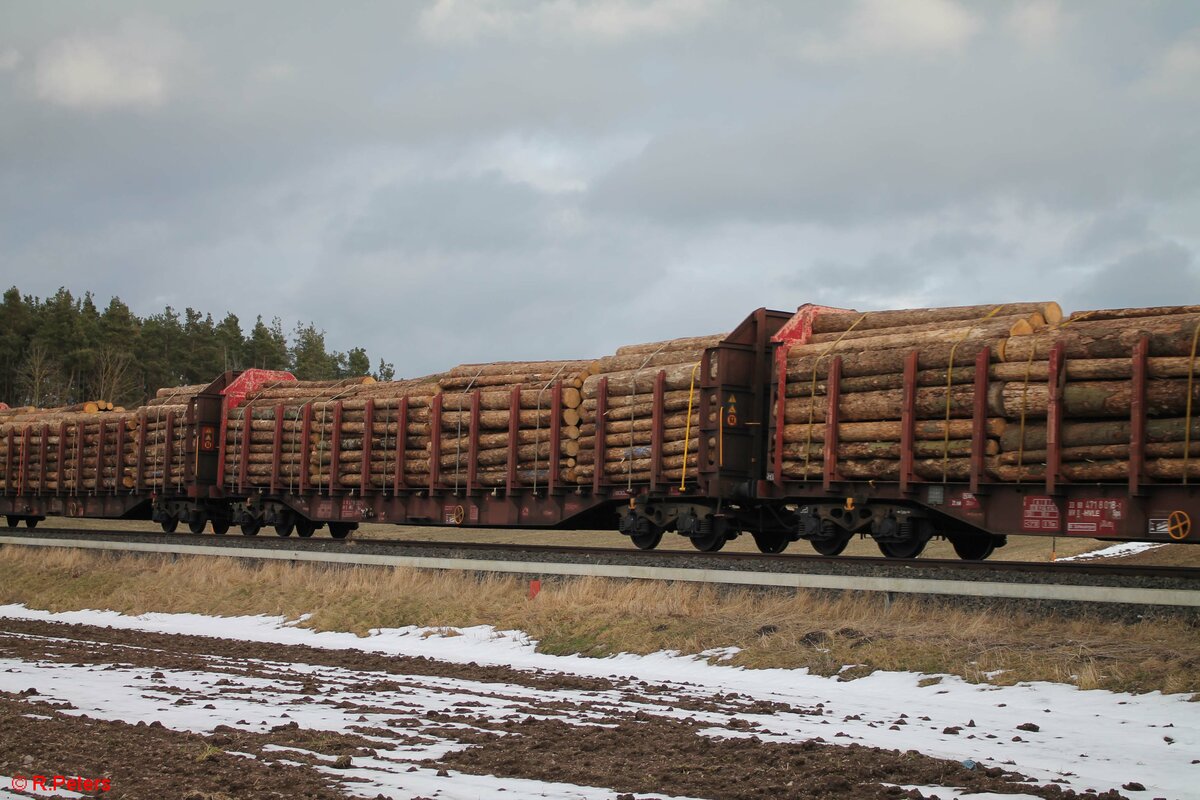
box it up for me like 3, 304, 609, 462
1129, 336, 1149, 494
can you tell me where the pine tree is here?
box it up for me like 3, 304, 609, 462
246, 316, 290, 370
290, 323, 338, 380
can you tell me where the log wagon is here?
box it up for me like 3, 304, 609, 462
1, 302, 1197, 560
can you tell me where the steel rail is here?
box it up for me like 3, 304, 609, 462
2, 528, 1198, 609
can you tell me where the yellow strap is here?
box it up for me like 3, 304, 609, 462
802, 315, 868, 480
941, 305, 1007, 481
1184, 322, 1200, 485
679, 361, 701, 491
1056, 310, 1096, 329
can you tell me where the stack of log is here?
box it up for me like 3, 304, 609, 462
778, 302, 1200, 483
434, 360, 590, 487
0, 401, 137, 492
576, 334, 726, 485
140, 384, 204, 489
223, 362, 590, 490
222, 377, 412, 490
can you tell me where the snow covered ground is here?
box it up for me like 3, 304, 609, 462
1057, 542, 1168, 562
1, 603, 1196, 799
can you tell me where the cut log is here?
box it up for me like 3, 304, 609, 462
810, 302, 1062, 335
589, 350, 708, 375
446, 360, 591, 379
805, 313, 1046, 346
1000, 417, 1200, 451
996, 440, 1200, 465
786, 317, 1035, 360
1065, 306, 1200, 322
583, 362, 704, 398
612, 334, 725, 358
787, 339, 1001, 381
438, 373, 585, 391
1004, 314, 1200, 361
782, 439, 995, 460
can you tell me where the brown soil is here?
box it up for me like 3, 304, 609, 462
0, 692, 348, 800
430, 714, 1116, 800
0, 616, 1136, 800
0, 616, 613, 693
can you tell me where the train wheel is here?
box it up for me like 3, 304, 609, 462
188, 513, 208, 535
810, 535, 850, 556
753, 533, 789, 554
296, 518, 317, 538
690, 531, 727, 552
211, 520, 230, 536
328, 522, 354, 540
6, 516, 18, 529
160, 518, 178, 533
631, 529, 663, 550
950, 534, 995, 561
877, 538, 927, 559
274, 522, 294, 537
25, 517, 38, 529
240, 522, 261, 536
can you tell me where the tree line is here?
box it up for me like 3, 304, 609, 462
0, 287, 395, 408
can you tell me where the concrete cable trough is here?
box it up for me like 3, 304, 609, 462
2, 528, 1199, 611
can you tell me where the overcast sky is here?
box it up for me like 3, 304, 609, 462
1, 1, 1198, 375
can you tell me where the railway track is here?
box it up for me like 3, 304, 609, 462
3, 527, 1199, 611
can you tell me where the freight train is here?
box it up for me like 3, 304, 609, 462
1, 303, 1197, 560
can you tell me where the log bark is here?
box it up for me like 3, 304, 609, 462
993, 379, 1200, 420
786, 339, 1000, 381
579, 412, 698, 436
612, 334, 725, 358
1066, 306, 1200, 323
810, 302, 1062, 334
589, 350, 707, 375
780, 419, 1005, 445
1003, 314, 1200, 361
438, 389, 576, 412
996, 440, 1200, 465
437, 441, 560, 469
999, 417, 1200, 451
583, 362, 703, 398
806, 313, 1046, 346
785, 357, 1200, 397
786, 317, 1035, 359
782, 439, 995, 460
438, 373, 585, 391
437, 409, 555, 430
446, 360, 591, 379
576, 438, 699, 464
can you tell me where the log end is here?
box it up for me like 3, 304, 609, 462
1009, 318, 1034, 336
1043, 301, 1064, 326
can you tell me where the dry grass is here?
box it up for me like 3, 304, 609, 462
1, 547, 1197, 697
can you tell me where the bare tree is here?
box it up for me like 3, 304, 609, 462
93, 346, 135, 405
17, 343, 56, 406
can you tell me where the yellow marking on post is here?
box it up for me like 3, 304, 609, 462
1168, 510, 1191, 541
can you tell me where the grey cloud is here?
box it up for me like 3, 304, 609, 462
909, 230, 1009, 263
2, 1, 1199, 371
342, 172, 566, 254
1072, 240, 1200, 310
1065, 208, 1152, 261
